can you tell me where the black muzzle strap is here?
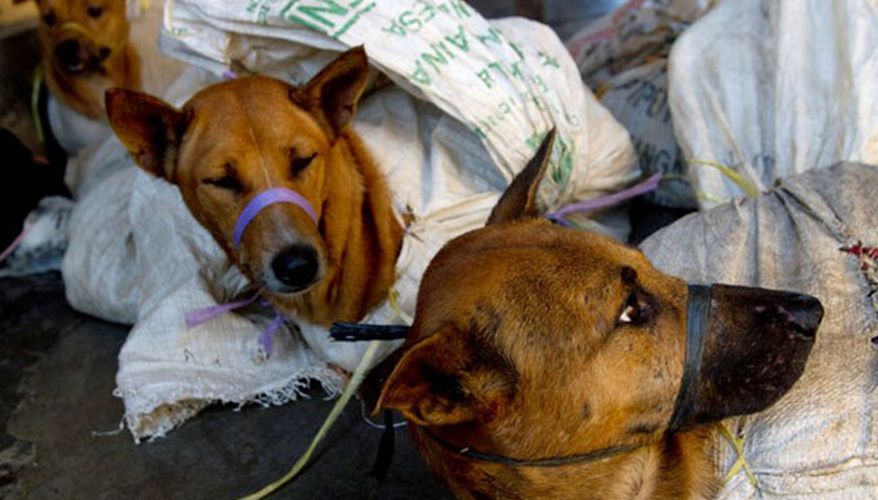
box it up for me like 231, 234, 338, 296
667, 284, 712, 433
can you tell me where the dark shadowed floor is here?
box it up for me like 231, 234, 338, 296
0, 273, 452, 499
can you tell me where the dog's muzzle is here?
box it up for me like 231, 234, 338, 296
667, 284, 821, 432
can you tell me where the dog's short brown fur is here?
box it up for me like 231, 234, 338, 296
372, 134, 819, 499
34, 0, 140, 119
106, 48, 403, 326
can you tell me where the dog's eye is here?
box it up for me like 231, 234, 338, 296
204, 175, 243, 192
291, 152, 316, 177
617, 291, 653, 327
43, 11, 57, 26
87, 5, 104, 18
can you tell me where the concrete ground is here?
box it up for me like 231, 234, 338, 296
0, 273, 452, 499
1, 1, 687, 499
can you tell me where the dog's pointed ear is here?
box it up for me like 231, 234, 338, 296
487, 128, 556, 225
106, 88, 188, 182
374, 328, 516, 427
297, 46, 369, 139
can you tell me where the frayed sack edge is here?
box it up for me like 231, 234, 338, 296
113, 364, 346, 443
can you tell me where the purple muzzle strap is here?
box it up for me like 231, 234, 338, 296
232, 188, 318, 250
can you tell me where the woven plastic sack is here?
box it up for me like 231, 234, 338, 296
565, 0, 714, 208
566, 0, 714, 89
669, 0, 878, 209
158, 0, 639, 221
641, 163, 878, 497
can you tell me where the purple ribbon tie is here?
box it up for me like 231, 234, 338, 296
546, 173, 662, 227
259, 313, 285, 357
185, 293, 286, 358
185, 293, 261, 329
232, 188, 318, 250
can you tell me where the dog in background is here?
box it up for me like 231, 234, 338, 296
369, 134, 822, 499
105, 47, 404, 329
26, 0, 185, 160
31, 0, 139, 120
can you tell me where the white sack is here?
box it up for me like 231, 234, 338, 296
669, 0, 878, 209
565, 0, 715, 208
566, 0, 714, 89
641, 163, 878, 497
597, 59, 695, 207
158, 1, 639, 220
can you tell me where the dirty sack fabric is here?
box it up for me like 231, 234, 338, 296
60, 4, 641, 440
565, 0, 715, 208
566, 0, 714, 89
669, 0, 878, 209
641, 163, 878, 498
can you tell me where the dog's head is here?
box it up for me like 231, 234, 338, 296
33, 0, 130, 77
106, 47, 370, 296
372, 133, 821, 496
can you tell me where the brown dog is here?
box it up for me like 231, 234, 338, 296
105, 47, 403, 327
34, 0, 140, 119
371, 134, 822, 499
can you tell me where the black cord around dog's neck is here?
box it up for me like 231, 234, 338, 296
421, 428, 650, 468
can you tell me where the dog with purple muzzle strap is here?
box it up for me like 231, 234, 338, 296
107, 47, 405, 361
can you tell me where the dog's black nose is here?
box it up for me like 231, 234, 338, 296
752, 290, 824, 339
271, 245, 319, 291
776, 292, 823, 338
54, 39, 87, 73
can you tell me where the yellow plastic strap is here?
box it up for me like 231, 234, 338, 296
31, 65, 45, 147
242, 288, 409, 499
719, 423, 758, 487
388, 287, 413, 325
687, 159, 760, 199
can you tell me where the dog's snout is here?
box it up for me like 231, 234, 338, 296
271, 245, 319, 291
54, 39, 87, 73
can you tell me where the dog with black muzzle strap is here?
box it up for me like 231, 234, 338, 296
334, 132, 822, 499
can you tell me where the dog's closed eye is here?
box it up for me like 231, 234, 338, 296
290, 151, 316, 177
204, 175, 243, 192
204, 162, 244, 192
